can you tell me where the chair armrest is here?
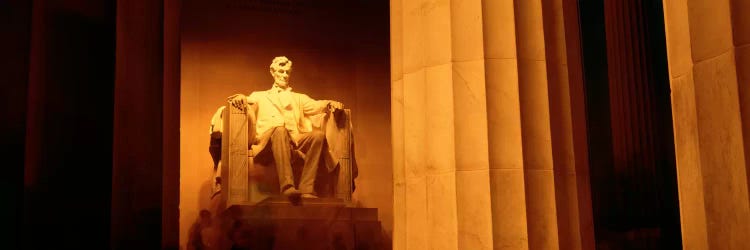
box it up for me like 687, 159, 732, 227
324, 109, 355, 202
221, 101, 251, 205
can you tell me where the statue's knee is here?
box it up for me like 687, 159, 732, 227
271, 127, 289, 138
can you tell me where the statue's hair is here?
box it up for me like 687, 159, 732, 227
270, 56, 292, 71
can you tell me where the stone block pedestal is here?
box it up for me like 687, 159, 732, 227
219, 197, 385, 250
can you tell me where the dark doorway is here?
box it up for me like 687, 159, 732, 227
578, 0, 682, 249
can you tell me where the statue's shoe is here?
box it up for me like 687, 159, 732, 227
301, 193, 318, 199
282, 187, 301, 197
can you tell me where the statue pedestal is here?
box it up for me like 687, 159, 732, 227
220, 197, 385, 250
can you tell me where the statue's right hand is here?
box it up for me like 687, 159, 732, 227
227, 94, 247, 110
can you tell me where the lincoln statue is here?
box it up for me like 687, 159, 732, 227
226, 56, 344, 199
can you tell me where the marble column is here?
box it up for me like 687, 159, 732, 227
390, 0, 595, 249
662, 0, 750, 249
400, 0, 457, 249
543, 0, 596, 249
559, 0, 597, 249
162, 0, 181, 247
450, 0, 496, 249
112, 0, 168, 249
390, 0, 405, 249
514, 0, 560, 249
731, 0, 750, 200
483, 0, 528, 249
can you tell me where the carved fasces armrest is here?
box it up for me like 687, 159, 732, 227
209, 102, 257, 146
208, 103, 257, 161
323, 108, 357, 201
207, 101, 258, 202
219, 101, 252, 204
323, 108, 353, 160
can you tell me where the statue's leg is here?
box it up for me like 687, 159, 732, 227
269, 127, 295, 192
296, 130, 325, 195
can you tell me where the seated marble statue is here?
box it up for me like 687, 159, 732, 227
225, 56, 346, 199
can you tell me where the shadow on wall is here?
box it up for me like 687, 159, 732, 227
187, 180, 217, 250
187, 209, 212, 250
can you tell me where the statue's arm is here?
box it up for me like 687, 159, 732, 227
300, 94, 343, 115
300, 94, 327, 115
246, 92, 259, 105
246, 93, 258, 143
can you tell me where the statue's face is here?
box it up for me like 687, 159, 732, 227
271, 64, 292, 88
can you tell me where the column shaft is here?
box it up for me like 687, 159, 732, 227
731, 0, 750, 202
390, 0, 406, 248
514, 0, 560, 249
483, 0, 529, 248
390, 0, 596, 249
663, 0, 750, 248
542, 0, 592, 248
450, 0, 494, 249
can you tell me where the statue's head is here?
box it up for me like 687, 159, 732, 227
269, 56, 292, 88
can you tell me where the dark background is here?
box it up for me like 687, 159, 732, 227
578, 0, 682, 249
3, 0, 116, 249
3, 0, 179, 249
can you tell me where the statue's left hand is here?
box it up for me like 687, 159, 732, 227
328, 101, 344, 110
227, 94, 247, 110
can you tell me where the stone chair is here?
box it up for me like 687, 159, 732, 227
208, 101, 357, 208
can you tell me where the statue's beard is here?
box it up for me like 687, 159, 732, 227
275, 81, 288, 88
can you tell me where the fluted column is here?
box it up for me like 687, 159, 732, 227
542, 0, 596, 249
390, 0, 595, 249
731, 0, 750, 200
397, 0, 468, 249
662, 0, 750, 249
482, 0, 529, 249
514, 0, 560, 249
390, 0, 405, 249
400, 0, 431, 247
450, 0, 496, 249
112, 0, 166, 249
